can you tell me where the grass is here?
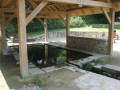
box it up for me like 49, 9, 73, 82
27, 27, 120, 37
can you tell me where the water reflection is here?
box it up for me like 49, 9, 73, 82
28, 45, 91, 68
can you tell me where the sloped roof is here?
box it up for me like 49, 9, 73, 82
0, 0, 120, 19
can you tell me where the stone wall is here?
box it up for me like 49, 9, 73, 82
70, 31, 108, 38
26, 31, 108, 42
67, 36, 108, 54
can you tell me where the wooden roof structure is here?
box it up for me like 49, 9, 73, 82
0, 0, 119, 77
0, 0, 120, 19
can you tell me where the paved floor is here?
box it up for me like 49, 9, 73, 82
103, 40, 120, 67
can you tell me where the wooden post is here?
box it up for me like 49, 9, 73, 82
66, 14, 70, 46
17, 0, 28, 77
44, 18, 48, 42
1, 12, 7, 55
108, 8, 115, 55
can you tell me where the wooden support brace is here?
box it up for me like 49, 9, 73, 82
5, 13, 16, 26
26, 1, 48, 25
59, 15, 66, 24
101, 8, 111, 24
38, 18, 45, 26
26, 0, 48, 25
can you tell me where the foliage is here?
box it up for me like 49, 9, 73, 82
83, 59, 103, 71
5, 13, 120, 35
81, 14, 108, 24
48, 18, 65, 29
70, 16, 85, 27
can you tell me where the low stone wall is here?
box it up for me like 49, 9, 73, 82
26, 31, 108, 42
70, 31, 108, 39
0, 39, 2, 54
67, 36, 108, 54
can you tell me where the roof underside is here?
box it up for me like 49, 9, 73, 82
0, 0, 120, 19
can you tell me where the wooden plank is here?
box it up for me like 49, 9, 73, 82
108, 8, 115, 55
26, 1, 48, 25
5, 13, 16, 26
17, 0, 28, 77
44, 18, 48, 42
1, 12, 7, 55
101, 8, 111, 24
47, 0, 114, 8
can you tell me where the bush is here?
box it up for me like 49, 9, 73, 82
70, 16, 85, 27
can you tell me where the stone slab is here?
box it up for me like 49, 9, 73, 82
14, 84, 42, 90
29, 68, 45, 76
92, 65, 102, 74
101, 64, 120, 76
74, 72, 120, 90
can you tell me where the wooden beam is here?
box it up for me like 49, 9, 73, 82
59, 15, 66, 24
26, 1, 48, 25
26, 0, 47, 25
101, 8, 111, 24
47, 0, 114, 8
17, 0, 28, 77
0, 12, 7, 55
5, 13, 16, 26
108, 8, 115, 55
4, 14, 48, 18
0, 8, 66, 14
39, 18, 45, 26
44, 18, 48, 42
49, 5, 66, 24
105, 0, 111, 3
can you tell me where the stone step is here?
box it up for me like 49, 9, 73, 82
101, 64, 120, 76
92, 65, 102, 74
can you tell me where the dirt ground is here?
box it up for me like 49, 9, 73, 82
0, 54, 84, 90
37, 69, 83, 90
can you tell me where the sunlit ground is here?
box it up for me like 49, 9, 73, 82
0, 70, 9, 90
113, 40, 120, 52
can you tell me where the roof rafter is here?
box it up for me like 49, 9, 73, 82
47, 0, 114, 8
